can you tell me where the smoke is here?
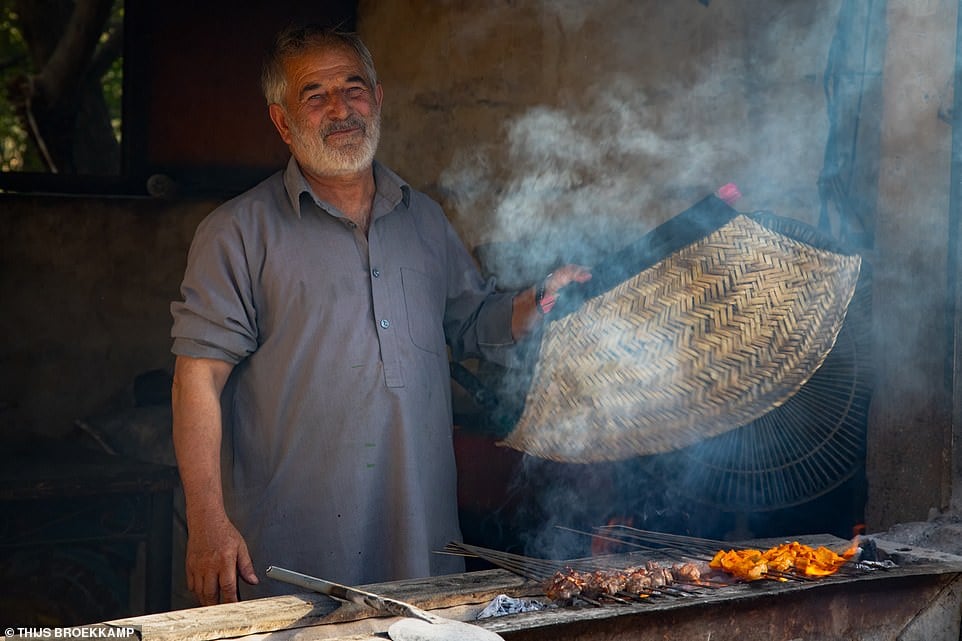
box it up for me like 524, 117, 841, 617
436, 0, 883, 556
505, 455, 715, 561
440, 76, 725, 282
437, 1, 861, 277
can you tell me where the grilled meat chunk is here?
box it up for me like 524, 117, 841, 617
544, 559, 698, 601
672, 561, 703, 582
623, 567, 653, 593
582, 570, 627, 598
543, 568, 587, 601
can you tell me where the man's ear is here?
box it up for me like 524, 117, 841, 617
375, 83, 383, 109
268, 103, 293, 146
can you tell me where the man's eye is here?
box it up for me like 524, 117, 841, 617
345, 87, 366, 99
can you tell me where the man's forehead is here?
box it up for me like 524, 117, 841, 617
284, 47, 370, 97
289, 43, 365, 74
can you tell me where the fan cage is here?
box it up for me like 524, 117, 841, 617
666, 213, 873, 512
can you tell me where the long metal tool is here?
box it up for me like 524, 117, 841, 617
266, 565, 505, 641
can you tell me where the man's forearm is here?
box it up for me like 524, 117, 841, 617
511, 286, 541, 341
171, 355, 258, 604
171, 355, 234, 523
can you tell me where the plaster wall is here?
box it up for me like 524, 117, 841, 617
869, 0, 958, 528
363, 0, 841, 279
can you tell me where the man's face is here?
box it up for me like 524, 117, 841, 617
273, 45, 382, 177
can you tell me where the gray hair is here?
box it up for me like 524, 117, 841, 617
261, 24, 378, 105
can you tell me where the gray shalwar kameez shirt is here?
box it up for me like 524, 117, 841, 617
171, 158, 517, 598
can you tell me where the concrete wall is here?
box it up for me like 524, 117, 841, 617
0, 0, 957, 537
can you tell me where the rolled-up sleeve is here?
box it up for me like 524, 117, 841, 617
171, 210, 259, 364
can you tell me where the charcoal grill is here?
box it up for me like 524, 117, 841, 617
94, 531, 962, 641
439, 528, 962, 641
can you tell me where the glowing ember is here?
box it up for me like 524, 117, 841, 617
710, 539, 858, 582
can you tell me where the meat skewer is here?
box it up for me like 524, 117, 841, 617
542, 560, 709, 602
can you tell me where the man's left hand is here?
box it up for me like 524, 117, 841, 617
537, 265, 592, 314
512, 264, 592, 340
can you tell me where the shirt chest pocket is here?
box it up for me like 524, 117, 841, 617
400, 267, 446, 355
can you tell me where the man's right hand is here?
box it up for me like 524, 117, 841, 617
185, 512, 259, 605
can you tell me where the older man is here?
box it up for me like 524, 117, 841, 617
170, 24, 589, 605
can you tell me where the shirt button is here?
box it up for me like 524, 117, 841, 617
372, 268, 381, 278
380, 319, 391, 329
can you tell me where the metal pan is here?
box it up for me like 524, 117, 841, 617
266, 565, 504, 641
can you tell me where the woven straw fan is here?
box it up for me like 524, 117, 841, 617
500, 213, 861, 463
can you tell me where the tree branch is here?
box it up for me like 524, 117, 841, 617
32, 0, 115, 108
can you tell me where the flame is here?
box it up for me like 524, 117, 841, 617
710, 539, 857, 582
842, 534, 861, 559
591, 516, 633, 556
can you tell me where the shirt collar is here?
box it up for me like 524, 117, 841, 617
282, 156, 411, 219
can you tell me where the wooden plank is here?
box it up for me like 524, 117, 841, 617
106, 595, 341, 641
103, 570, 534, 641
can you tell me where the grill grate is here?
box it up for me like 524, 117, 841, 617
445, 525, 861, 596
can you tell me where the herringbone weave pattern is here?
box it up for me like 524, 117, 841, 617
501, 215, 862, 462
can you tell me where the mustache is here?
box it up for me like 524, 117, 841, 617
324, 116, 366, 137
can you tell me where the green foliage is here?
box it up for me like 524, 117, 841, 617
0, 2, 32, 171
102, 3, 124, 143
0, 0, 124, 173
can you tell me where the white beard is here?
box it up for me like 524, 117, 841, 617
290, 109, 381, 177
